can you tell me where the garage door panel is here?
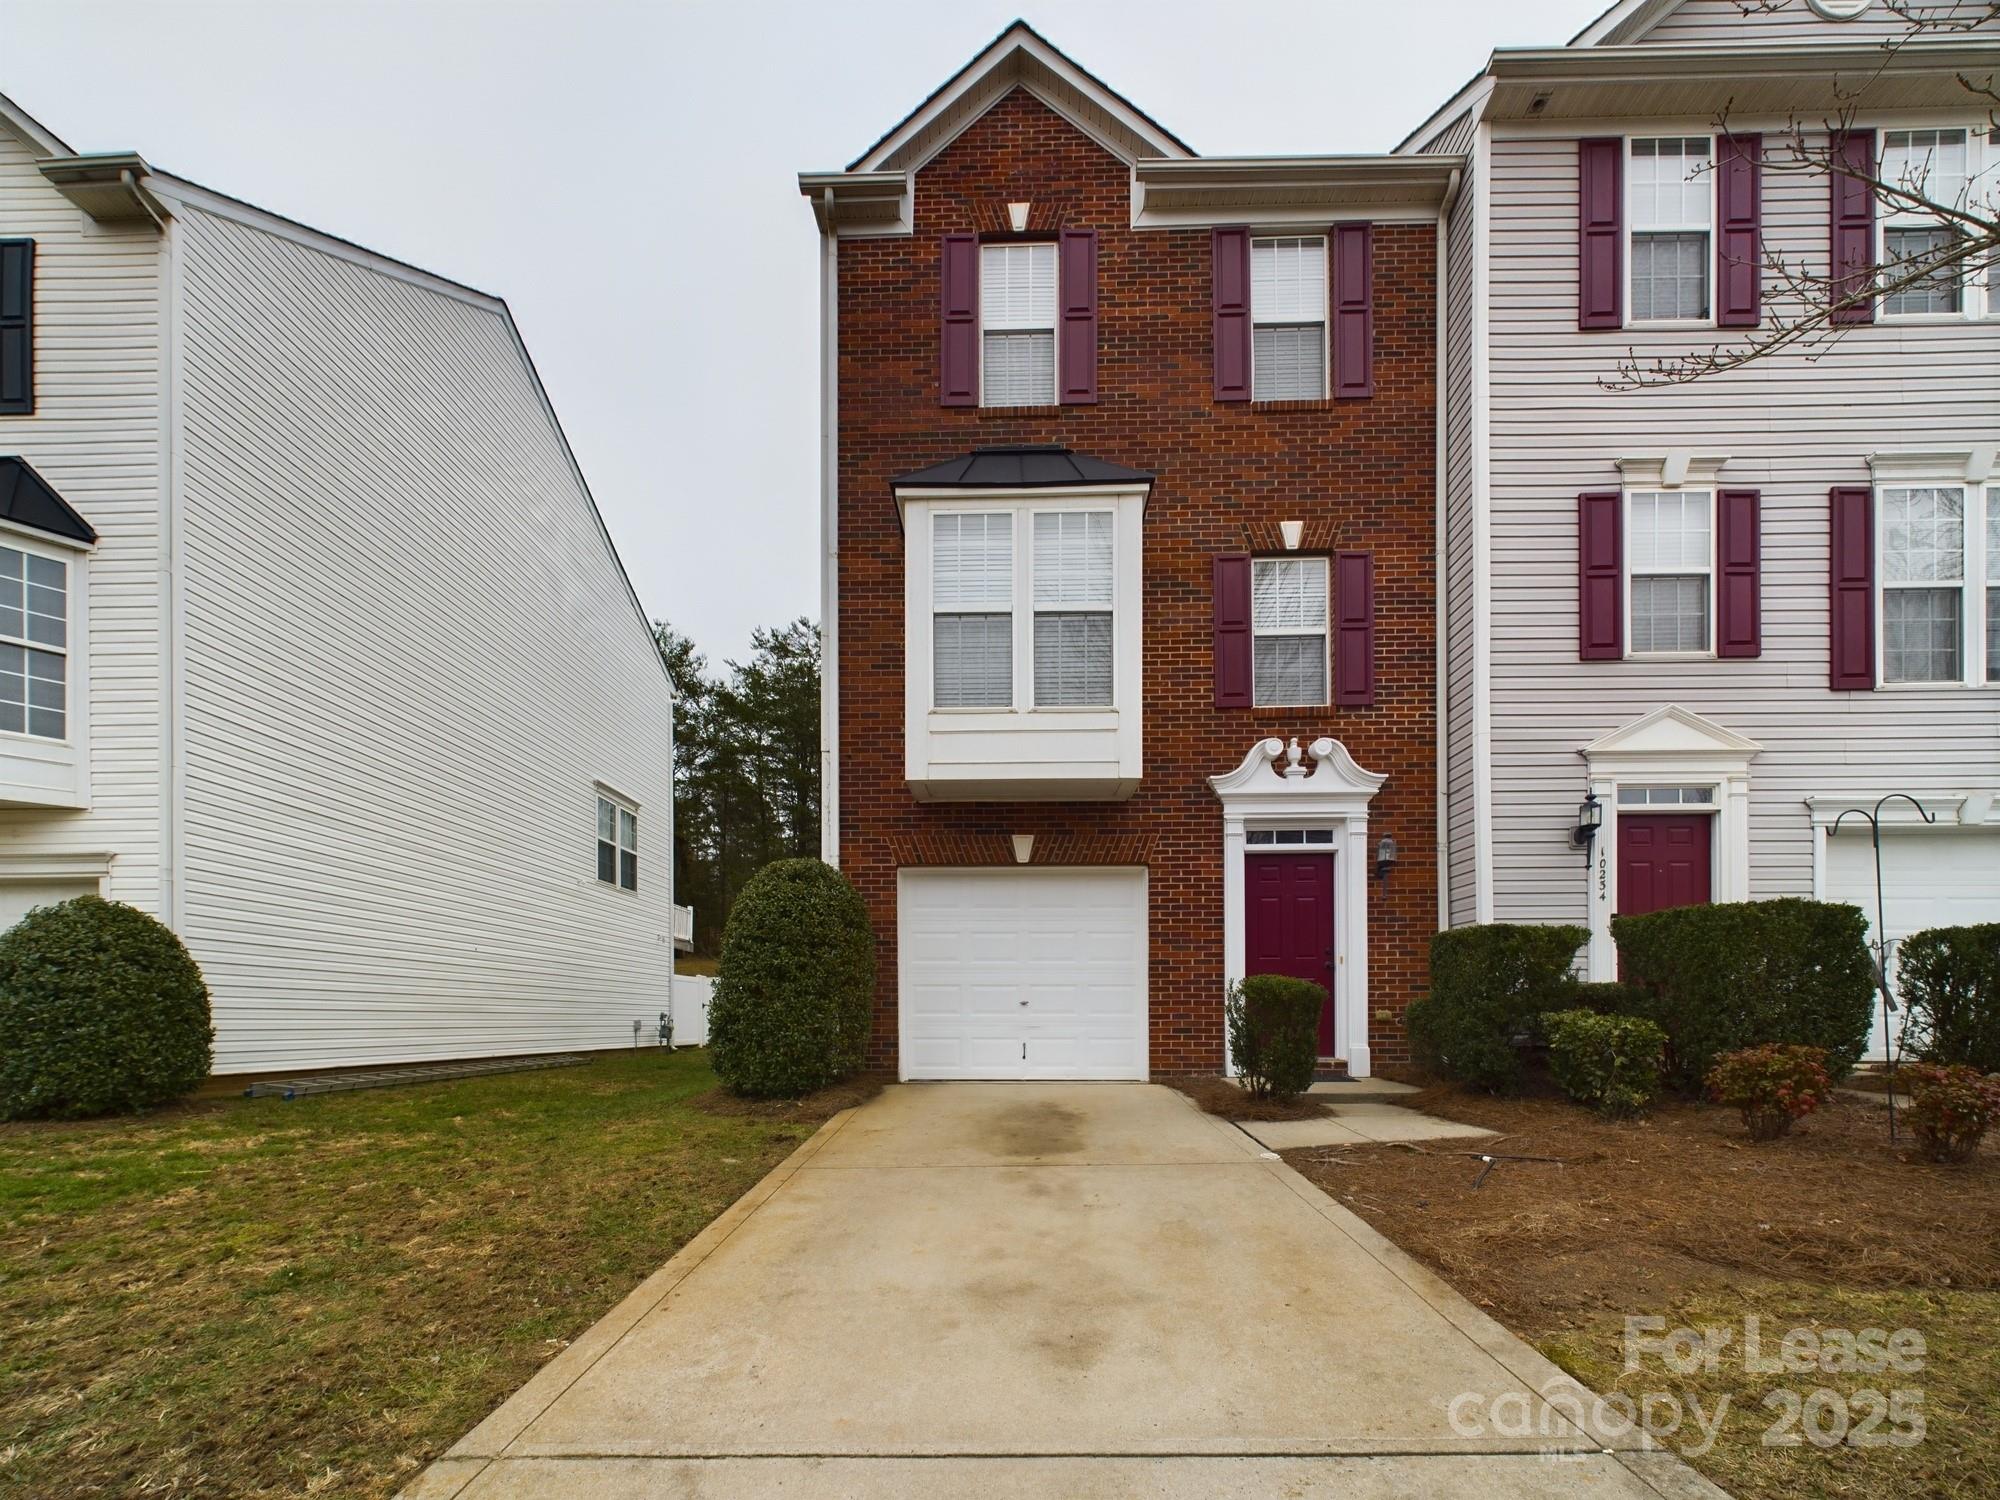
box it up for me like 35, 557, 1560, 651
898, 869, 1147, 1081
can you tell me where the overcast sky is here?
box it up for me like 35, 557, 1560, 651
5, 0, 1608, 667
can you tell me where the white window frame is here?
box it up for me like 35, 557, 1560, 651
595, 789, 639, 893
1876, 124, 1996, 322
0, 532, 76, 744
1875, 480, 1993, 689
927, 499, 1117, 714
1625, 135, 1715, 329
930, 510, 1016, 709
1249, 555, 1330, 707
1250, 235, 1329, 401
978, 240, 1059, 409
1623, 487, 1716, 660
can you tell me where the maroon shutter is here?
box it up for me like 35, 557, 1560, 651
1058, 229, 1098, 405
1212, 226, 1252, 402
1715, 133, 1762, 328
1331, 224, 1374, 400
1578, 139, 1624, 330
1715, 488, 1762, 658
1830, 131, 1876, 326
1334, 551, 1376, 706
1829, 486, 1875, 690
1578, 491, 1623, 660
1213, 553, 1252, 707
939, 233, 978, 406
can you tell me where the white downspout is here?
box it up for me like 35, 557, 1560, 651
1434, 167, 1460, 930
818, 189, 841, 866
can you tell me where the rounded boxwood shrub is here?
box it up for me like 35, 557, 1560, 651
1543, 1008, 1666, 1119
707, 859, 875, 1098
1897, 923, 2000, 1074
1225, 974, 1322, 1101
0, 896, 212, 1120
1405, 923, 1586, 1092
1613, 899, 1873, 1091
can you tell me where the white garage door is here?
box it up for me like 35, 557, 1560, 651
1825, 826, 2000, 1059
898, 868, 1148, 1081
0, 879, 100, 932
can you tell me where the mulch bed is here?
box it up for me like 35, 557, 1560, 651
1163, 1075, 1329, 1121
1285, 1082, 2000, 1334
694, 1073, 887, 1123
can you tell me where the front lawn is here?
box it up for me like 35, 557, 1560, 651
0, 1049, 832, 1498
1289, 1088, 2000, 1500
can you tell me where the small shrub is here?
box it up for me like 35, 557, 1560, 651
708, 859, 875, 1098
1903, 1063, 2000, 1164
1405, 923, 1586, 1092
1614, 899, 1873, 1090
1560, 980, 1653, 1016
1225, 975, 1322, 1101
1707, 1044, 1833, 1143
1898, 924, 2000, 1074
0, 896, 212, 1120
1544, 1009, 1667, 1119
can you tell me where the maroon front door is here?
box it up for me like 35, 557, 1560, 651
1617, 814, 1713, 918
1245, 853, 1336, 1054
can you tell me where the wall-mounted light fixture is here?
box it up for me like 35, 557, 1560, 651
1374, 832, 1398, 883
1011, 833, 1035, 864
1570, 792, 1603, 851
1007, 201, 1031, 233
1279, 520, 1304, 551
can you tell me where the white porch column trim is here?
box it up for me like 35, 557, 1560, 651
1579, 705, 1761, 982
1210, 736, 1389, 1078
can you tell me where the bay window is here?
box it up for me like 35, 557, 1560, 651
1031, 510, 1112, 707
1250, 556, 1328, 706
1627, 490, 1712, 654
1250, 236, 1327, 400
932, 512, 1014, 707
1628, 137, 1713, 323
980, 242, 1056, 406
0, 544, 67, 740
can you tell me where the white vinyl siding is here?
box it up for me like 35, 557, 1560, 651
1251, 237, 1327, 400
1251, 556, 1328, 706
1628, 137, 1712, 323
980, 242, 1055, 407
171, 200, 675, 1073
932, 511, 1013, 708
1626, 490, 1713, 655
1640, 0, 1997, 45
1440, 143, 1483, 925
1031, 510, 1112, 707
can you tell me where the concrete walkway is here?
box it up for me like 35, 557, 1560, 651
405, 1084, 1724, 1500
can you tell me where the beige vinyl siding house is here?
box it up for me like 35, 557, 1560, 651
0, 94, 677, 1073
1410, 0, 2000, 1049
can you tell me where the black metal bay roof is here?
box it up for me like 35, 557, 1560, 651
892, 445, 1154, 490
0, 458, 97, 545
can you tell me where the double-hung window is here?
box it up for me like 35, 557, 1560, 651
980, 242, 1056, 406
1032, 511, 1113, 706
1250, 556, 1328, 706
1987, 488, 2000, 682
1879, 129, 1977, 317
1250, 237, 1327, 400
932, 512, 1015, 707
596, 794, 637, 891
1628, 137, 1713, 322
0, 544, 67, 739
1878, 483, 1998, 685
1627, 490, 1713, 654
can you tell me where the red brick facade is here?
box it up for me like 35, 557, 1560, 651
835, 88, 1437, 1075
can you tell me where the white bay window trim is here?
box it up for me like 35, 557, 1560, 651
1626, 135, 1714, 327
0, 523, 91, 809
901, 484, 1146, 801
1875, 479, 1995, 689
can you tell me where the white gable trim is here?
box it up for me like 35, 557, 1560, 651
0, 91, 73, 156
1570, 0, 1684, 47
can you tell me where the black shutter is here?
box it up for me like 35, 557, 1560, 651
0, 240, 31, 415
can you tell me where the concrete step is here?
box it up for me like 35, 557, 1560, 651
1306, 1078, 1423, 1103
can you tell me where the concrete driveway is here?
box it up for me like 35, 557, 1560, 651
408, 1084, 1722, 1499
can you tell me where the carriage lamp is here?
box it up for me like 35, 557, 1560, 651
1571, 792, 1603, 851
1374, 832, 1398, 883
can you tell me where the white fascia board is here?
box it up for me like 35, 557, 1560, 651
1394, 76, 1497, 157
0, 90, 73, 155
892, 482, 1151, 522
798, 171, 914, 238
1568, 0, 1680, 48
1132, 156, 1464, 231
1491, 37, 1999, 84
0, 515, 96, 554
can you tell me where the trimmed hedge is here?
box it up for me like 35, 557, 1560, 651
0, 896, 212, 1120
1404, 923, 1586, 1092
1613, 899, 1873, 1090
708, 859, 875, 1098
1225, 974, 1322, 1101
1543, 1008, 1666, 1118
1561, 980, 1653, 1016
1897, 923, 2000, 1073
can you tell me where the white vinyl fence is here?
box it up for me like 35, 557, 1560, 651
673, 974, 713, 1047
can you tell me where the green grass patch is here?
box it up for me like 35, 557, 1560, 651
0, 1049, 814, 1497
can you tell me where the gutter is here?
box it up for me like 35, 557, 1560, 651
818, 188, 841, 866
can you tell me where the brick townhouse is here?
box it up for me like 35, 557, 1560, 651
800, 23, 1460, 1078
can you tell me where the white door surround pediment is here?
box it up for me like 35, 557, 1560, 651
1581, 704, 1761, 764
1211, 737, 1388, 1078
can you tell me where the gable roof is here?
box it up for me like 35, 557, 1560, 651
0, 90, 72, 156
0, 459, 98, 545
847, 19, 1194, 174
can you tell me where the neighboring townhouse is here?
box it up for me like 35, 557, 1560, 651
1404, 0, 2000, 1046
0, 93, 677, 1074
802, 24, 1457, 1079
